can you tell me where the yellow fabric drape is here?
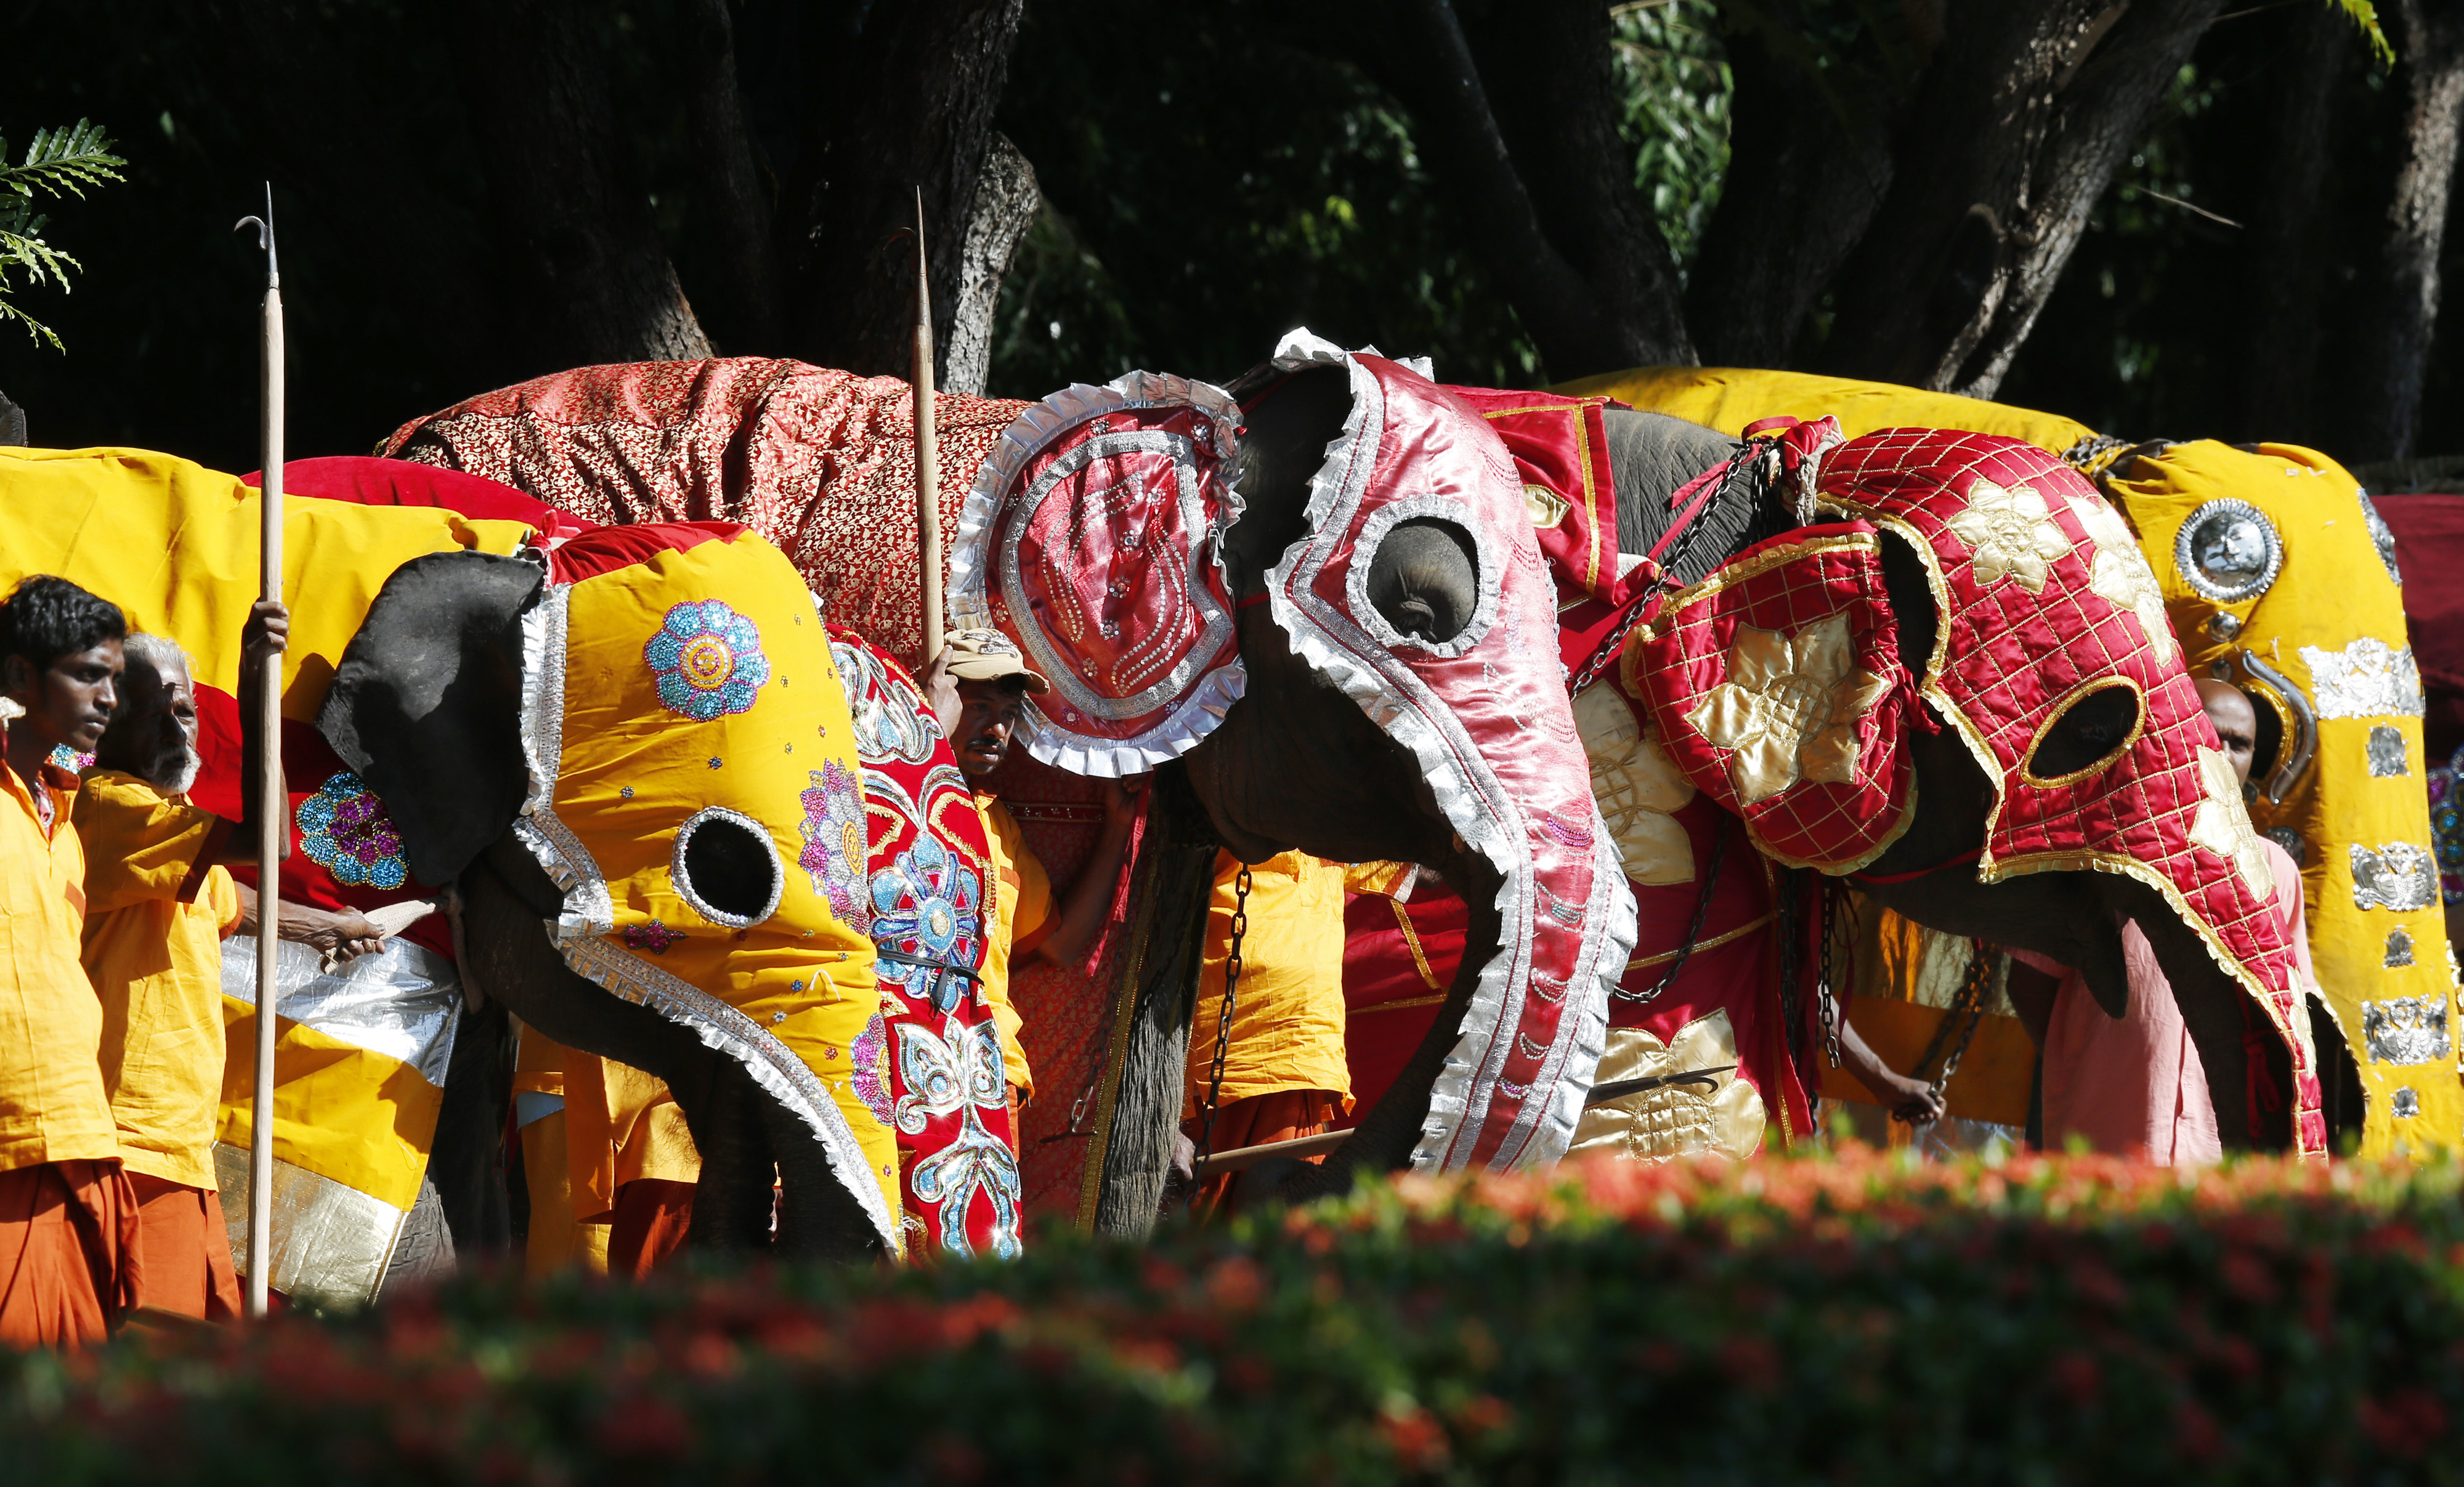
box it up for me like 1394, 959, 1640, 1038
1547, 366, 2098, 456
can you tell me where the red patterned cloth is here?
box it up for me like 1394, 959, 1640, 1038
825, 625, 1021, 1259
1821, 428, 2323, 1156
1443, 387, 1623, 602
1630, 524, 1916, 874
383, 359, 1030, 670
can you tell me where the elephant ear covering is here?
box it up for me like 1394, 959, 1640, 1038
949, 371, 1248, 777
1817, 427, 2327, 1157
1626, 523, 1918, 875
506, 521, 903, 1249
1258, 329, 1637, 1175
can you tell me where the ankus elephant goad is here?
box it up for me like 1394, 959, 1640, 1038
950, 330, 2323, 1210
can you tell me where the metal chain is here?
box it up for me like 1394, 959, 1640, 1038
1815, 882, 1846, 1070
1613, 819, 1731, 1008
1563, 443, 1761, 696
1910, 941, 1996, 1105
1189, 865, 1253, 1200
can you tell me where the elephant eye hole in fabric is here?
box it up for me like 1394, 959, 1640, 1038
2022, 678, 2145, 787
1365, 517, 1481, 642
671, 806, 785, 928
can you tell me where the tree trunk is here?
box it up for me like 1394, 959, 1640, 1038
787, 0, 1027, 377
1821, 0, 2224, 397
2233, 1, 2351, 443
944, 132, 1041, 395
1685, 1, 1901, 367
683, 0, 785, 355
1458, 0, 1697, 374
2348, 0, 2464, 462
447, 0, 713, 371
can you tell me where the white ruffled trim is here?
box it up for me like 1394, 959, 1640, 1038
511, 572, 900, 1251
951, 370, 1248, 777
1261, 343, 1629, 1173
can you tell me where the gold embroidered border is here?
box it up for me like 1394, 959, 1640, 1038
1390, 897, 1443, 990
1626, 912, 1775, 970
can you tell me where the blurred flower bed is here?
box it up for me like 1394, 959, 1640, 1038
7, 1146, 2463, 1485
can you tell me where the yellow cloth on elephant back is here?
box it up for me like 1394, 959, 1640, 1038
2108, 440, 2456, 1158
518, 526, 900, 1249
1549, 366, 2098, 457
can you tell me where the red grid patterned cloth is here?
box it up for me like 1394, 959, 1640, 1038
383, 358, 1029, 669
1820, 429, 2324, 1156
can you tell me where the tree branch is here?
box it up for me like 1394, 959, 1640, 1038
2346, 0, 2464, 461
944, 132, 1040, 394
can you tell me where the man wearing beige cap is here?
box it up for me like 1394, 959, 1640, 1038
926, 631, 1142, 1115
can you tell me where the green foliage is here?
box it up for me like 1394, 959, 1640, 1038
2330, 0, 2396, 67
8, 1149, 2464, 1484
1611, 1, 1733, 272
0, 120, 126, 353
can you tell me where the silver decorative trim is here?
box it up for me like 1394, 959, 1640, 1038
1261, 332, 1629, 1175
2300, 637, 2424, 721
2205, 612, 2241, 641
2173, 497, 2283, 603
2362, 995, 2450, 1064
671, 804, 786, 928
2352, 841, 2438, 912
950, 370, 1247, 778
2240, 649, 2317, 804
2385, 928, 2417, 969
2358, 488, 2402, 586
221, 934, 461, 1087
511, 574, 899, 1250
1340, 492, 1506, 658
214, 1143, 406, 1308
2393, 1085, 2423, 1118
2368, 724, 2410, 778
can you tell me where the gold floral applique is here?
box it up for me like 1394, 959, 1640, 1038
2068, 492, 2177, 665
1685, 614, 1891, 806
1945, 476, 2072, 593
1567, 1011, 1764, 1164
1573, 684, 1696, 885
2189, 745, 2274, 899
1523, 482, 1573, 530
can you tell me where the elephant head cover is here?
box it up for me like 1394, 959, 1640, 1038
1820, 428, 2325, 1153
511, 523, 904, 1246
1259, 331, 1636, 1173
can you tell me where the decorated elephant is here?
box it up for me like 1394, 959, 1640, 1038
379, 331, 2320, 1244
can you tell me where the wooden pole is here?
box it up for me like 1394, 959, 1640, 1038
236, 192, 285, 1320
913, 188, 944, 668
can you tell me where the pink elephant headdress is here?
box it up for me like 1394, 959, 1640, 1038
1260, 330, 1635, 1173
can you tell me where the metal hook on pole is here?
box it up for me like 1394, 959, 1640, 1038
912, 186, 944, 668
233, 180, 285, 1321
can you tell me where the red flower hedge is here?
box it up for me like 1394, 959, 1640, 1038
6, 1146, 2463, 1484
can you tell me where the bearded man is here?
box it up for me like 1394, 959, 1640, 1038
76, 606, 383, 1321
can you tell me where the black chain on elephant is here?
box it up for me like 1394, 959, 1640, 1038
1189, 864, 1253, 1203
1612, 817, 1732, 1010
1563, 441, 1765, 697
1911, 941, 1997, 1104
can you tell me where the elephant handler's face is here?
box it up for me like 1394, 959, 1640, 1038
950, 678, 1030, 778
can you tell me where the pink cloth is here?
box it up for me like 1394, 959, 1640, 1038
2014, 839, 2312, 1165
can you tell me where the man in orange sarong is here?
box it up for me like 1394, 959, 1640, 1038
75, 609, 386, 1322
926, 630, 1141, 1124
0, 576, 142, 1346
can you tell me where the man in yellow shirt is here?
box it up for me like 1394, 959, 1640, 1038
75, 609, 384, 1321
0, 576, 138, 1345
926, 631, 1140, 1109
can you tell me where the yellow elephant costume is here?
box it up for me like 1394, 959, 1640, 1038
2101, 440, 2454, 1157
514, 525, 901, 1247
0, 446, 536, 1300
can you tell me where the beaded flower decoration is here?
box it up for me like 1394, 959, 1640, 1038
644, 599, 769, 721
295, 771, 410, 891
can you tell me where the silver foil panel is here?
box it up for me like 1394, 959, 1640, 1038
2368, 725, 2410, 777
2386, 928, 2417, 968
221, 934, 461, 1088
2393, 1087, 2423, 1119
2361, 995, 2452, 1065
2351, 841, 2438, 912
2359, 489, 2403, 586
214, 1142, 407, 1307
2301, 637, 2425, 721
2173, 498, 2283, 603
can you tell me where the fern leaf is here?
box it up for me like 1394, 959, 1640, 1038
2328, 1, 2396, 65
0, 300, 65, 354
4, 120, 126, 201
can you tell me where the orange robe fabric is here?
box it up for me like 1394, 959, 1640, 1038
976, 793, 1055, 1096
0, 759, 138, 1343
126, 1172, 239, 1323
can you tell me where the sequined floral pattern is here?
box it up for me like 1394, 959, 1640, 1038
798, 760, 867, 929
2429, 745, 2464, 905
623, 920, 684, 954
644, 599, 769, 721
295, 771, 410, 891
851, 1003, 894, 1126
868, 833, 984, 997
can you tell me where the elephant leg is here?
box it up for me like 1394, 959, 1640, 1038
427, 997, 516, 1259
753, 1076, 888, 1259
661, 1055, 779, 1252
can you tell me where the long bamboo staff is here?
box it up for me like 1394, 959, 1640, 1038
913, 188, 944, 668
233, 189, 285, 1320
